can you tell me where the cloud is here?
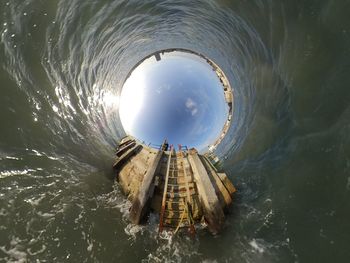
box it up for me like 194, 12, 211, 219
185, 98, 198, 116
196, 124, 209, 135
156, 84, 172, 94
185, 98, 195, 108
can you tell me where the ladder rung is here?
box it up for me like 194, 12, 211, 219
165, 200, 185, 204
164, 217, 189, 221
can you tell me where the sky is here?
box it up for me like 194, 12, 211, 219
119, 51, 229, 152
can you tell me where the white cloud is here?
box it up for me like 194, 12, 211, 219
156, 84, 171, 94
191, 108, 198, 116
185, 98, 198, 116
185, 98, 195, 108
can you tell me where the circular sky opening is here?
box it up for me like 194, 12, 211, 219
119, 49, 232, 152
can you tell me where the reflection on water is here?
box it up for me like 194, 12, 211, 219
119, 50, 229, 151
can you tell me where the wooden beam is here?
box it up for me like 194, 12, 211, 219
129, 150, 164, 224
187, 149, 225, 234
217, 173, 236, 196
118, 136, 134, 148
201, 155, 236, 197
116, 141, 136, 157
113, 144, 142, 172
201, 156, 232, 208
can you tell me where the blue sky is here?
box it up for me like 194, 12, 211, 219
119, 51, 228, 152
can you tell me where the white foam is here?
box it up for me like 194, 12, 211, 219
52, 105, 59, 113
25, 194, 45, 206
37, 211, 55, 219
263, 209, 274, 225
116, 199, 132, 219
31, 149, 43, 156
47, 156, 59, 160
87, 242, 93, 252
27, 244, 46, 256
0, 169, 36, 178
0, 237, 27, 263
74, 211, 84, 224
144, 230, 200, 263
5, 156, 21, 160
124, 223, 144, 240
249, 239, 265, 253
0, 208, 7, 216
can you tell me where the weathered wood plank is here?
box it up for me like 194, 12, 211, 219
113, 144, 142, 172
129, 150, 163, 224
201, 156, 232, 208
217, 173, 236, 196
187, 149, 225, 234
201, 155, 236, 197
117, 136, 134, 149
116, 140, 136, 157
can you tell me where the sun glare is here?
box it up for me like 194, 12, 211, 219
102, 91, 120, 108
119, 70, 145, 133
